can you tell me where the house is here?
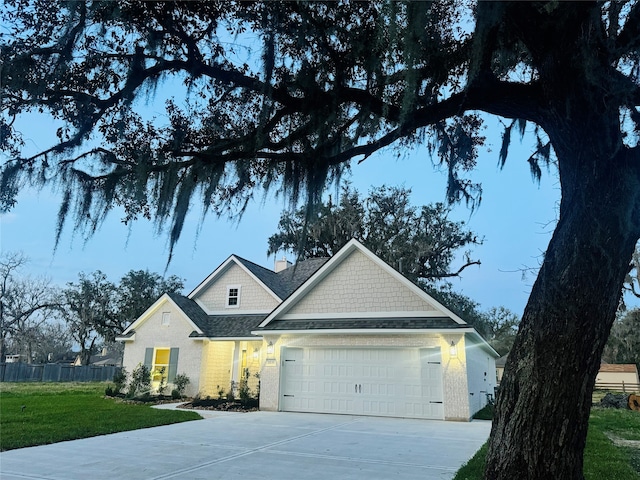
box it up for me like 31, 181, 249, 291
495, 355, 508, 383
73, 348, 123, 367
118, 239, 499, 421
595, 363, 640, 391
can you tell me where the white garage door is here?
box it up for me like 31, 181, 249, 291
280, 347, 444, 419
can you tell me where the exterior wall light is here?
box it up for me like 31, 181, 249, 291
449, 341, 458, 358
266, 341, 275, 358
252, 348, 260, 359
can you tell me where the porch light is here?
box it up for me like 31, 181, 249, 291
266, 341, 275, 358
253, 348, 260, 359
449, 341, 458, 358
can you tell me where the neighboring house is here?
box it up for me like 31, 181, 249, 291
596, 363, 640, 391
498, 357, 640, 393
495, 355, 508, 384
118, 239, 499, 421
73, 348, 123, 367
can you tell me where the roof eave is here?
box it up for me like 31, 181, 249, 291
252, 327, 478, 336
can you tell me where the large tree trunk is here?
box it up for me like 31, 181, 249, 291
485, 119, 640, 478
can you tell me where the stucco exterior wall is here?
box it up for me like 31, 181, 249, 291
194, 263, 279, 312
259, 333, 473, 420
121, 299, 203, 397
286, 250, 437, 315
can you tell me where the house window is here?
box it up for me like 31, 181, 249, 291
152, 348, 170, 383
161, 312, 170, 326
226, 285, 241, 308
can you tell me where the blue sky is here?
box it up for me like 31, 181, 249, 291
0, 111, 563, 315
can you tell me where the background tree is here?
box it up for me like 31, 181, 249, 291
62, 271, 117, 366
426, 286, 489, 332
2, 2, 640, 478
623, 243, 640, 303
0, 252, 60, 362
116, 269, 184, 328
35, 322, 74, 364
481, 306, 520, 357
602, 309, 640, 368
268, 184, 481, 287
0, 252, 27, 361
7, 321, 75, 364
5, 275, 60, 363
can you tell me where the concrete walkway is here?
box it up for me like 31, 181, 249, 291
0, 408, 490, 480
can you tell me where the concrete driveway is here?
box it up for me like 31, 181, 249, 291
0, 409, 491, 480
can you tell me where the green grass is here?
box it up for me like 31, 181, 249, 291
0, 382, 202, 451
454, 408, 640, 480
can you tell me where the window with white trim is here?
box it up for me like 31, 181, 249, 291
161, 312, 170, 326
152, 348, 170, 383
226, 285, 241, 308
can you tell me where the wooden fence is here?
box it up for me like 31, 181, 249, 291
594, 381, 640, 393
0, 363, 121, 383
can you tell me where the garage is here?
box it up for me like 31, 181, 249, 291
279, 347, 444, 419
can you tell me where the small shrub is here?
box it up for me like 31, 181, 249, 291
127, 363, 151, 398
105, 385, 114, 397
112, 368, 127, 394
216, 385, 225, 400
473, 404, 494, 420
239, 369, 251, 406
171, 389, 181, 400
156, 367, 167, 395
226, 381, 236, 401
173, 373, 190, 396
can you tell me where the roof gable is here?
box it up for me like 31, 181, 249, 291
120, 293, 204, 336
188, 255, 282, 304
259, 239, 468, 328
187, 255, 327, 312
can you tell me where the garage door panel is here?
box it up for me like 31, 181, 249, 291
363, 399, 397, 416
281, 347, 444, 419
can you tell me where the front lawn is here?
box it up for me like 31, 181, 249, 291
454, 407, 640, 480
0, 382, 202, 451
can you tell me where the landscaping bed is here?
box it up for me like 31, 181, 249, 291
179, 397, 259, 412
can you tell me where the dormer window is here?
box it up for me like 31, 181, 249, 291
227, 285, 241, 308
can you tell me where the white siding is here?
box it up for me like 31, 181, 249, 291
465, 339, 497, 415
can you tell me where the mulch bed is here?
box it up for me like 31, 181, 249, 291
105, 393, 259, 412
179, 398, 259, 412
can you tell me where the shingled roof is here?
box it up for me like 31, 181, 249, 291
234, 256, 329, 300
167, 293, 209, 326
162, 257, 329, 339
167, 292, 265, 338
188, 314, 266, 338
254, 316, 466, 332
